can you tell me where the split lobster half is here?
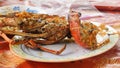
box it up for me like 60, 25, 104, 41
69, 11, 110, 49
0, 11, 69, 55
0, 11, 110, 55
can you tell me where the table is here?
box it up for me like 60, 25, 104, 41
0, 0, 120, 68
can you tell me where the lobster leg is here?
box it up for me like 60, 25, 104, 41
27, 39, 66, 55
0, 32, 66, 55
34, 40, 57, 45
0, 31, 14, 44
0, 30, 48, 38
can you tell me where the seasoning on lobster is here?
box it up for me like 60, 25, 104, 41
0, 11, 69, 55
68, 11, 110, 49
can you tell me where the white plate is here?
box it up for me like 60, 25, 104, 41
9, 22, 119, 62
0, 5, 119, 62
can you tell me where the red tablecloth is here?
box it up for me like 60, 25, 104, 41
0, 0, 120, 68
89, 0, 120, 11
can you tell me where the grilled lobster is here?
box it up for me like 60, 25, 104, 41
0, 11, 112, 55
0, 11, 69, 55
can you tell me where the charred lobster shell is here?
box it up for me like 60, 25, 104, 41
0, 11, 69, 45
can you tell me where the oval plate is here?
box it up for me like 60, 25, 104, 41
0, 5, 119, 62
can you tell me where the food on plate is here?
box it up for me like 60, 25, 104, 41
0, 11, 69, 55
69, 11, 110, 49
0, 11, 113, 55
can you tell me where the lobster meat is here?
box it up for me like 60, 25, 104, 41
69, 11, 110, 49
